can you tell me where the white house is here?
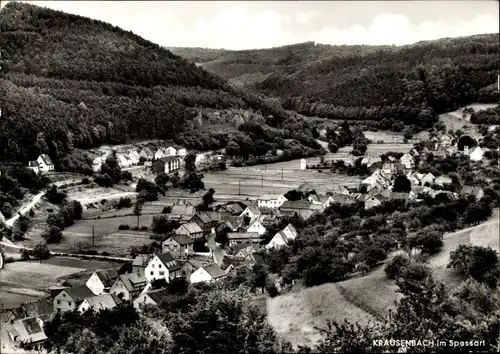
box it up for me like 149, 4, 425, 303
145, 253, 182, 283
434, 175, 453, 187
85, 270, 119, 295
92, 157, 104, 172
36, 154, 55, 173
266, 223, 298, 249
177, 148, 187, 156
165, 146, 177, 156
128, 150, 140, 165
190, 263, 227, 284
240, 205, 261, 219
154, 148, 169, 160
116, 153, 130, 168
300, 158, 307, 171
78, 294, 121, 314
257, 194, 287, 209
468, 146, 484, 161
246, 217, 266, 236
139, 147, 154, 160
399, 153, 415, 169
420, 172, 436, 186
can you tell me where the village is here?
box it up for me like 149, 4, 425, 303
0, 122, 495, 350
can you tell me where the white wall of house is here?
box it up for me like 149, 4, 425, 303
133, 293, 158, 312
37, 156, 54, 173
266, 234, 286, 249
247, 221, 266, 235
469, 147, 484, 161
190, 267, 213, 284
283, 225, 297, 240
53, 291, 78, 313
86, 273, 105, 295
145, 256, 171, 283
110, 279, 131, 301
166, 147, 177, 156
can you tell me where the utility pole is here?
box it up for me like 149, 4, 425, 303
281, 168, 284, 180
92, 225, 95, 247
261, 174, 263, 187
39, 240, 42, 264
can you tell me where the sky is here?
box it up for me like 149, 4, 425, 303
2, 1, 499, 50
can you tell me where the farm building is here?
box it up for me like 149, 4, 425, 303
246, 217, 267, 235
175, 222, 203, 239
110, 273, 147, 301
240, 205, 261, 219
78, 294, 122, 314
169, 204, 196, 223
364, 194, 387, 210
190, 263, 228, 284
280, 200, 324, 220
162, 234, 195, 258
227, 232, 262, 246
116, 153, 130, 168
131, 254, 152, 276
152, 156, 181, 174
7, 317, 47, 344
216, 202, 246, 215
190, 211, 220, 234
257, 194, 287, 209
154, 147, 169, 159
179, 258, 203, 278
53, 285, 94, 313
266, 223, 299, 250
128, 150, 141, 165
86, 269, 119, 295
460, 186, 484, 201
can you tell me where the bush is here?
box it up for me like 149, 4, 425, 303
94, 173, 114, 187
115, 197, 133, 209
42, 226, 63, 244
100, 199, 107, 205
81, 177, 90, 185
31, 243, 51, 260
162, 206, 172, 214
47, 208, 54, 213
20, 248, 31, 260
29, 209, 35, 217
101, 251, 110, 256
118, 224, 130, 230
385, 254, 411, 279
120, 171, 133, 182
140, 226, 148, 231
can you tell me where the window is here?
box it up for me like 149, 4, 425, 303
159, 264, 162, 268
62, 293, 66, 297
68, 302, 72, 307
57, 300, 61, 305
150, 271, 154, 275
57, 309, 61, 312
152, 264, 154, 268
159, 271, 164, 276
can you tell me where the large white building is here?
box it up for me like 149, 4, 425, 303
144, 253, 182, 283
257, 194, 287, 209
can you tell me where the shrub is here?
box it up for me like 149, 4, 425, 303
29, 209, 35, 217
140, 226, 148, 231
162, 206, 172, 214
81, 177, 90, 184
31, 243, 51, 260
47, 208, 54, 213
20, 248, 31, 260
101, 251, 110, 256
115, 197, 132, 209
384, 254, 411, 279
42, 226, 63, 244
118, 224, 130, 230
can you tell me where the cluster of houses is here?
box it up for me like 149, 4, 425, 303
91, 145, 187, 172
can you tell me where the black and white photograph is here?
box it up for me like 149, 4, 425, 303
0, 0, 499, 353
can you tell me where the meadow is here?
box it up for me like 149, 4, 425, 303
266, 209, 500, 348
439, 103, 498, 139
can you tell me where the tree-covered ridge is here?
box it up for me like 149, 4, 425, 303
173, 34, 499, 129
0, 2, 296, 168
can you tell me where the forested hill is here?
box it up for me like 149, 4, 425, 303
0, 2, 292, 167
171, 35, 499, 128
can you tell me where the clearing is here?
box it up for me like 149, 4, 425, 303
267, 209, 499, 348
439, 103, 498, 139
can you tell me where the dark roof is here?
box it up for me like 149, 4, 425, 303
28, 160, 39, 167
64, 285, 94, 302
118, 273, 147, 292
95, 269, 119, 288
177, 222, 203, 234
280, 200, 314, 210
145, 289, 171, 304
170, 234, 194, 245
158, 155, 180, 162
250, 253, 267, 266
193, 211, 220, 224
170, 205, 195, 217
39, 154, 54, 166
217, 203, 244, 215
23, 298, 53, 318
203, 263, 227, 279
157, 253, 181, 271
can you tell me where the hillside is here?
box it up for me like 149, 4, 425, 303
0, 2, 319, 172
171, 35, 499, 128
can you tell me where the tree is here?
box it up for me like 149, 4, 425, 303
133, 201, 142, 228
218, 161, 227, 170
31, 243, 51, 259
225, 141, 240, 157
457, 135, 478, 151
352, 138, 368, 156
312, 127, 319, 139
392, 175, 411, 193
448, 245, 500, 286
100, 152, 122, 183
246, 263, 269, 294
151, 215, 179, 235
202, 188, 216, 205
169, 288, 286, 354
254, 139, 270, 157
384, 253, 411, 279
155, 173, 169, 187
407, 227, 443, 255
184, 152, 197, 174
42, 226, 63, 244
46, 185, 67, 205
328, 141, 339, 153
120, 171, 133, 182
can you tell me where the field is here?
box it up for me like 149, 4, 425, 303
439, 103, 498, 139
364, 130, 429, 143
266, 209, 500, 348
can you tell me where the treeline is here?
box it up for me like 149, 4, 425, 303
0, 2, 293, 172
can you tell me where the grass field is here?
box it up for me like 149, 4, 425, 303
439, 103, 498, 139
364, 130, 429, 143
266, 209, 500, 348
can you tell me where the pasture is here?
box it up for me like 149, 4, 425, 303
266, 209, 500, 348
439, 103, 498, 138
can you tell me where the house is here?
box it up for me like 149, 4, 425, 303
227, 232, 262, 246
36, 154, 55, 173
133, 288, 172, 312
128, 150, 141, 165
152, 156, 181, 174
246, 217, 267, 235
460, 186, 484, 201
240, 205, 261, 219
420, 173, 436, 186
116, 153, 130, 168
92, 156, 104, 172
407, 172, 424, 186
330, 185, 350, 195
27, 160, 40, 174
190, 212, 220, 234
364, 194, 387, 210
257, 194, 288, 208
5, 298, 53, 324
7, 317, 47, 344
78, 294, 122, 314
175, 222, 203, 240
434, 175, 453, 187
169, 204, 196, 223
53, 285, 94, 313
439, 134, 453, 148
468, 146, 484, 161
177, 147, 187, 156
154, 147, 169, 160
110, 273, 147, 301
165, 146, 177, 156
328, 194, 355, 205
266, 223, 298, 249
361, 169, 391, 191
217, 216, 243, 232
216, 202, 245, 215
381, 162, 397, 175
343, 157, 356, 167
280, 200, 324, 220
145, 253, 182, 283
179, 258, 203, 278
232, 243, 259, 258
190, 263, 227, 284
86, 269, 119, 295
399, 153, 415, 169
162, 235, 194, 258
139, 147, 154, 160
131, 254, 151, 276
